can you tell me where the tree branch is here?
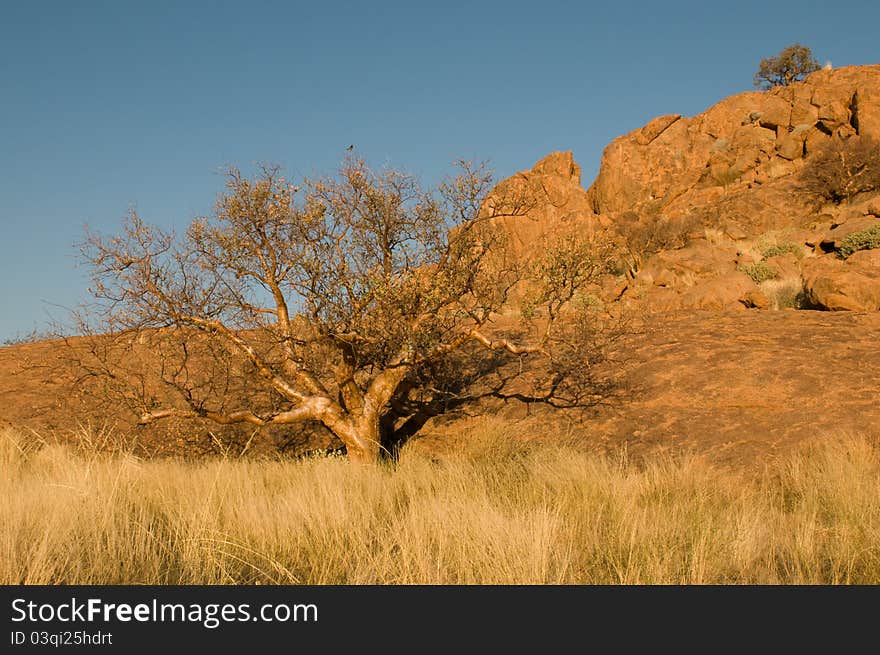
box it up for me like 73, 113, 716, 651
469, 328, 547, 355
180, 315, 312, 403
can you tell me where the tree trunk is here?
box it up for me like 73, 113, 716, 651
332, 411, 382, 464
324, 367, 409, 464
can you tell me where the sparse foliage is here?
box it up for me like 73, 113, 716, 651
758, 277, 810, 310
613, 211, 700, 278
753, 44, 820, 89
2, 328, 55, 347
800, 136, 880, 205
77, 155, 621, 462
712, 166, 741, 189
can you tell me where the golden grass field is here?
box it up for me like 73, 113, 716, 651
2, 420, 879, 584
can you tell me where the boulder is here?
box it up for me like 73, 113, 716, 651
847, 248, 880, 268
754, 95, 792, 130
803, 255, 880, 311
790, 100, 818, 127
777, 133, 805, 160
489, 66, 880, 316
680, 272, 756, 311
635, 114, 682, 146
632, 286, 684, 314
638, 242, 738, 288
817, 100, 851, 131
740, 289, 771, 309
531, 150, 582, 181
764, 252, 802, 279
484, 151, 601, 262
854, 86, 880, 140
803, 126, 833, 157
795, 65, 879, 138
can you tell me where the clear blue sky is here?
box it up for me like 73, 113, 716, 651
1, 0, 878, 342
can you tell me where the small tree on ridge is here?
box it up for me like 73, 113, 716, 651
753, 44, 821, 89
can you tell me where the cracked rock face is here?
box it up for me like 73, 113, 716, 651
484, 66, 880, 317
585, 65, 880, 218
481, 150, 605, 262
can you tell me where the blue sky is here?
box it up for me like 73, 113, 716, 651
1, 0, 878, 341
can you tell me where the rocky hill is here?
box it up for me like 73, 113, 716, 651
588, 65, 880, 219
413, 64, 880, 461
2, 65, 879, 463
495, 64, 880, 315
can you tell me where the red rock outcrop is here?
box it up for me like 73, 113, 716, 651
484, 151, 604, 261
486, 66, 880, 315
585, 65, 880, 230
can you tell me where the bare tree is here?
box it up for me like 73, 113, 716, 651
800, 136, 880, 205
78, 155, 619, 463
612, 210, 700, 280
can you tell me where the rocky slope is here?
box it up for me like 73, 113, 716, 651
409, 309, 880, 465
587, 64, 880, 219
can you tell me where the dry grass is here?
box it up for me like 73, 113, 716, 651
2, 422, 879, 584
703, 227, 729, 246
735, 229, 809, 264
759, 276, 808, 310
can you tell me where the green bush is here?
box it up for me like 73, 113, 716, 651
761, 242, 803, 260
837, 223, 880, 259
753, 44, 820, 89
740, 261, 779, 284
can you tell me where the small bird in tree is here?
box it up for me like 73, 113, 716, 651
346, 144, 354, 151
753, 44, 821, 89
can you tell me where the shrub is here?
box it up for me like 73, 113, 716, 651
761, 242, 803, 260
759, 277, 810, 310
712, 167, 741, 188
740, 261, 779, 284
837, 223, 880, 259
2, 328, 54, 347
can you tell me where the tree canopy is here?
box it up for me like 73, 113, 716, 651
78, 155, 620, 462
753, 44, 821, 89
